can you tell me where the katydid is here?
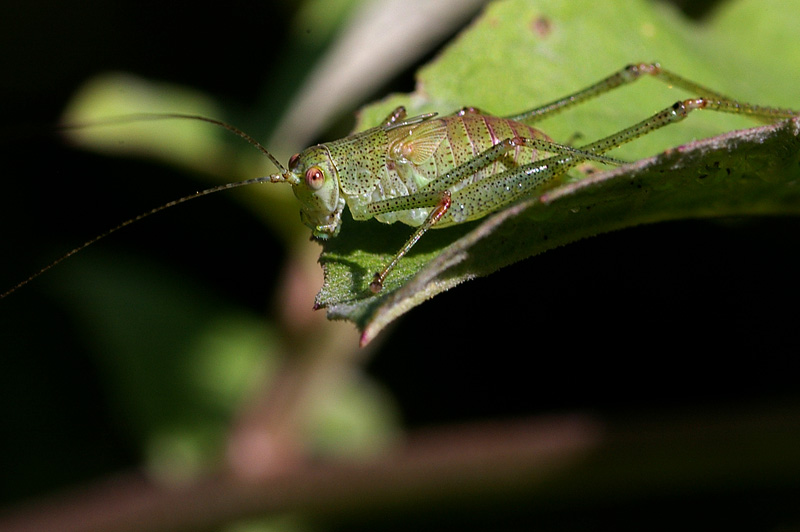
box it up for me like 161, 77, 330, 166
2, 63, 797, 299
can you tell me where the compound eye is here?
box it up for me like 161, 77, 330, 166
305, 166, 325, 190
288, 153, 301, 170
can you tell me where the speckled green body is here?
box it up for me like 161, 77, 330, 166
343, 113, 545, 226
310, 112, 550, 232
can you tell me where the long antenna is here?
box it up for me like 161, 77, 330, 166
2, 114, 291, 299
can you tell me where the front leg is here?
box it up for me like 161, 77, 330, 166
369, 191, 452, 293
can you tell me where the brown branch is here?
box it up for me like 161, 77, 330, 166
0, 415, 599, 532
2, 404, 800, 532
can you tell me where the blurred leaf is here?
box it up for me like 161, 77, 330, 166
47, 251, 280, 477
313, 0, 800, 344
304, 372, 401, 456
59, 73, 303, 244
61, 73, 224, 171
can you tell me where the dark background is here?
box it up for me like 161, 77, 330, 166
1, 1, 798, 530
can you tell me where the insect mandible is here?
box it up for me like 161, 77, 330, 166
3, 62, 798, 299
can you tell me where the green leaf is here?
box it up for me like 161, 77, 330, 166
314, 0, 800, 344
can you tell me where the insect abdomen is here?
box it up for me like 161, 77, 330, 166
374, 113, 550, 227
439, 113, 550, 188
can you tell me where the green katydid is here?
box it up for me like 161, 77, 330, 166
2, 62, 797, 299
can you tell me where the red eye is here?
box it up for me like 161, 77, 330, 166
305, 166, 325, 190
288, 153, 301, 170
